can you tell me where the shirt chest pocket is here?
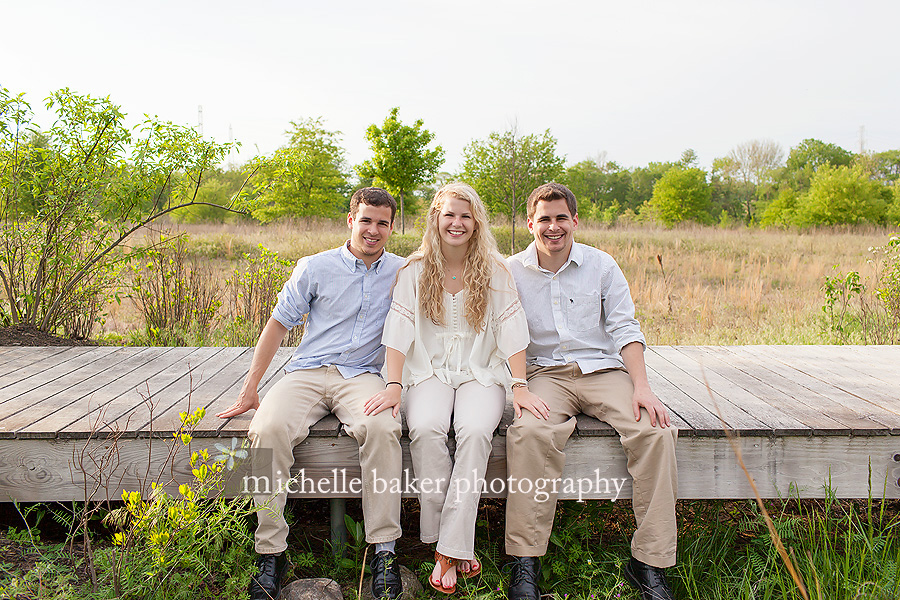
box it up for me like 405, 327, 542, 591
565, 293, 600, 332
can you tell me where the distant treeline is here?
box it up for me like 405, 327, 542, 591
3, 88, 899, 231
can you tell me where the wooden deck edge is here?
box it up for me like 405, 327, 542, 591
2, 434, 899, 502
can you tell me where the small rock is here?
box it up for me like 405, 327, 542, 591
281, 578, 343, 600
360, 565, 423, 600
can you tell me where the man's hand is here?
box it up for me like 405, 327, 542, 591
632, 384, 670, 428
364, 385, 401, 417
513, 386, 550, 420
216, 388, 260, 419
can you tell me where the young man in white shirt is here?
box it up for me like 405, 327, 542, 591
504, 183, 678, 600
217, 187, 406, 600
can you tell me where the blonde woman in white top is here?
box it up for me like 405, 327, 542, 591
365, 182, 549, 594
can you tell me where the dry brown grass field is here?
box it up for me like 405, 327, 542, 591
103, 220, 896, 345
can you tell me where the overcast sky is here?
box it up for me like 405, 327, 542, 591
3, 0, 899, 173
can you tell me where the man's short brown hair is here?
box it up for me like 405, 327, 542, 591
350, 187, 397, 222
526, 182, 578, 220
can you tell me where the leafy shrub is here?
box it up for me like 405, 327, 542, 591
97, 408, 256, 599
794, 164, 890, 226
129, 234, 222, 345
223, 244, 300, 346
0, 87, 238, 336
822, 234, 900, 344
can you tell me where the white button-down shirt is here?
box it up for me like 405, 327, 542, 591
507, 242, 646, 374
272, 243, 404, 378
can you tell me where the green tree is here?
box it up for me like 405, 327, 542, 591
171, 167, 252, 224
758, 187, 799, 228
709, 156, 747, 222
781, 138, 853, 192
793, 164, 889, 226
247, 118, 348, 222
461, 126, 564, 252
356, 107, 444, 233
561, 156, 632, 219
0, 87, 241, 336
679, 148, 699, 168
872, 149, 900, 182
627, 161, 677, 212
646, 166, 712, 226
887, 182, 900, 226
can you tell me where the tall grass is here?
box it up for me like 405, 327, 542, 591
106, 220, 894, 346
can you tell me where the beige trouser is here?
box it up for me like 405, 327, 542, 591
247, 366, 403, 554
405, 376, 505, 560
505, 364, 678, 568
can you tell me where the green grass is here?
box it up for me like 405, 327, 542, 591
3, 495, 900, 599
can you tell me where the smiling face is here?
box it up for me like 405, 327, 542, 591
437, 196, 474, 251
347, 202, 394, 265
527, 198, 578, 268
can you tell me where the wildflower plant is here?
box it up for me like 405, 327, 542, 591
99, 407, 256, 599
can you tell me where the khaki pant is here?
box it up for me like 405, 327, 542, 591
405, 376, 505, 560
505, 364, 678, 568
248, 366, 403, 554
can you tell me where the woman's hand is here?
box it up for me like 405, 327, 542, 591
512, 385, 550, 420
365, 384, 402, 417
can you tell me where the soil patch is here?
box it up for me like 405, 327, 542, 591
0, 324, 98, 347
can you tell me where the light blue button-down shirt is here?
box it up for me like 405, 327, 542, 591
272, 243, 404, 378
507, 241, 646, 374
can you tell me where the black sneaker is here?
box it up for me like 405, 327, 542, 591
249, 551, 290, 600
507, 556, 541, 600
624, 558, 675, 600
370, 550, 402, 599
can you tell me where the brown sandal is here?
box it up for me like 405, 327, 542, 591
458, 555, 481, 579
430, 551, 457, 594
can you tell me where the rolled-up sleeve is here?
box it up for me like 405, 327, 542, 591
271, 257, 314, 330
381, 262, 417, 356
602, 260, 647, 352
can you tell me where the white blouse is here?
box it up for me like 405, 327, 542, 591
382, 258, 529, 390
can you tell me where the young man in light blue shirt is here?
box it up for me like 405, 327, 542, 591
218, 187, 406, 600
504, 183, 678, 600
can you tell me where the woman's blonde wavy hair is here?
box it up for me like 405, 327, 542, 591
407, 182, 503, 332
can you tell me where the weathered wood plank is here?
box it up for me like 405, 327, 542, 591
216, 348, 294, 437
3, 433, 899, 502
767, 346, 900, 409
0, 347, 158, 438
0, 346, 72, 372
16, 347, 198, 439
0, 347, 99, 392
710, 346, 890, 435
842, 346, 900, 375
675, 347, 850, 434
737, 346, 900, 433
61, 347, 226, 438
0, 346, 121, 404
0, 347, 42, 368
787, 345, 900, 393
643, 354, 725, 434
646, 347, 771, 434
137, 347, 253, 435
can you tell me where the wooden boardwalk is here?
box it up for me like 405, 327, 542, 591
0, 345, 898, 502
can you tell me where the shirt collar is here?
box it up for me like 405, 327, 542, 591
523, 241, 583, 273
340, 241, 385, 273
